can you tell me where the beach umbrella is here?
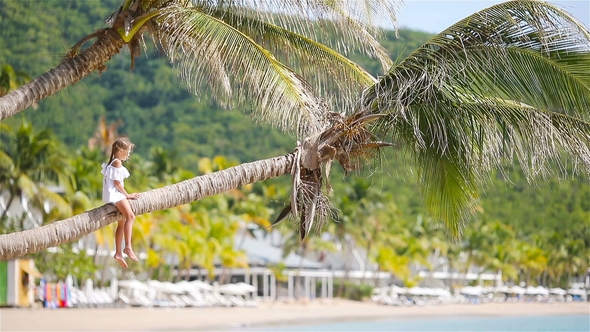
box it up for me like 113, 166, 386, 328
408, 287, 432, 296
549, 287, 567, 295
118, 279, 150, 292
430, 288, 452, 297
189, 279, 214, 291
525, 286, 548, 295
217, 283, 248, 295
567, 288, 585, 296
407, 287, 421, 296
163, 281, 185, 294
493, 285, 509, 293
508, 285, 525, 295
377, 286, 393, 298
234, 282, 257, 293
534, 286, 549, 295
174, 280, 189, 287
460, 286, 483, 296
147, 280, 184, 294
525, 286, 537, 295
174, 280, 197, 293
390, 285, 407, 295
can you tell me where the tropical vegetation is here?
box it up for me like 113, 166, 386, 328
0, 0, 588, 290
1, 120, 587, 288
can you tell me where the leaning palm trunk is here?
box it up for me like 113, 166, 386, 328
0, 153, 294, 260
1, 0, 589, 262
0, 30, 124, 120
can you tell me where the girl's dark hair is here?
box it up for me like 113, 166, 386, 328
107, 137, 135, 164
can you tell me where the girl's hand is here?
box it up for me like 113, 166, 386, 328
127, 193, 140, 200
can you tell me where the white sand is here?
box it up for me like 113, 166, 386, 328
1, 300, 588, 331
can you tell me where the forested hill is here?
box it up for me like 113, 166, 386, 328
0, 0, 431, 164
1, 1, 588, 239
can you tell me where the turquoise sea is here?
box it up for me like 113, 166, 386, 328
264, 315, 589, 331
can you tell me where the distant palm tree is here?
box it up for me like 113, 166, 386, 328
0, 121, 72, 230
560, 237, 589, 287
87, 116, 123, 156
375, 246, 412, 285
516, 241, 547, 286
191, 203, 244, 281
0, 64, 30, 97
488, 224, 520, 283
148, 146, 179, 183
0, 63, 37, 113
281, 228, 336, 298
1, 1, 589, 260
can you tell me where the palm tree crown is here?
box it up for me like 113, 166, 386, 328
355, 0, 590, 236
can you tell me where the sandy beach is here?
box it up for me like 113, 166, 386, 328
1, 300, 588, 331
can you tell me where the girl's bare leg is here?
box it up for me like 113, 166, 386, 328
114, 220, 128, 268
115, 199, 138, 261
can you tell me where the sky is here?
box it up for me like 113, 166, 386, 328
396, 0, 590, 33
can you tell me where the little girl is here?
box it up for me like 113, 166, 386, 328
101, 137, 140, 268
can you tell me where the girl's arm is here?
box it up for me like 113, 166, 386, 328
114, 180, 140, 200
113, 180, 129, 197
112, 159, 140, 200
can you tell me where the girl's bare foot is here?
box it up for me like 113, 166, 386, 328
114, 255, 128, 268
123, 247, 139, 261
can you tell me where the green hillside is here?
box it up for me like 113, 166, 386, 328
1, 0, 587, 241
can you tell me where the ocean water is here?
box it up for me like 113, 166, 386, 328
266, 315, 590, 331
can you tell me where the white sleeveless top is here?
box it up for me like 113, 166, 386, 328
101, 158, 130, 203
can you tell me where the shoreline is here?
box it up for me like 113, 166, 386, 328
1, 300, 588, 331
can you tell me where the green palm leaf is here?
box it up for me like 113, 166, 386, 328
187, 0, 397, 68
151, 0, 398, 137
205, 10, 378, 109
35, 185, 73, 220
0, 150, 15, 177
359, 0, 590, 236
155, 6, 325, 137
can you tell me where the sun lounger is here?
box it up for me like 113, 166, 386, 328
118, 292, 153, 307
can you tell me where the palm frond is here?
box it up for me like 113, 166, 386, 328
150, 1, 399, 137
35, 185, 73, 220
0, 150, 15, 176
190, 0, 398, 68
205, 9, 377, 111
393, 100, 590, 236
364, 0, 590, 116
155, 6, 326, 137
357, 0, 590, 236
16, 174, 36, 200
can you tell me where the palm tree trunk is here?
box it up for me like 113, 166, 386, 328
219, 268, 230, 285
556, 271, 563, 288
184, 268, 191, 281
360, 242, 371, 285
337, 237, 355, 298
0, 153, 295, 260
526, 271, 531, 286
0, 29, 124, 120
294, 242, 308, 299
158, 264, 164, 281
542, 271, 547, 287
